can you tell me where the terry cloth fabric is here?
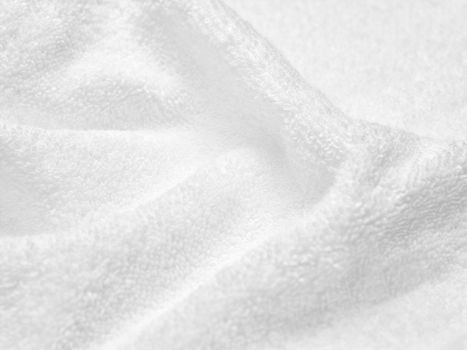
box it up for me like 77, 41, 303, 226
0, 1, 466, 349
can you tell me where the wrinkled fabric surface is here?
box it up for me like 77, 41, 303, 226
226, 0, 467, 141
0, 1, 467, 350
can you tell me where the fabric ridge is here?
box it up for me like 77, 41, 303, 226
0, 0, 467, 349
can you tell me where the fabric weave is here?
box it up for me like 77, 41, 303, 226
0, 1, 466, 349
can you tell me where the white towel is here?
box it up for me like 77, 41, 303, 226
0, 1, 466, 349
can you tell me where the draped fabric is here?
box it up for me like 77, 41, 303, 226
1, 1, 467, 349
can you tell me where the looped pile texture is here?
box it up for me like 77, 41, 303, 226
1, 1, 467, 349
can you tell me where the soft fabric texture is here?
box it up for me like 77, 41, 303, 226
0, 1, 466, 349
226, 0, 467, 141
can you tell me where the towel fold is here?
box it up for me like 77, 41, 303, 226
1, 1, 467, 349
